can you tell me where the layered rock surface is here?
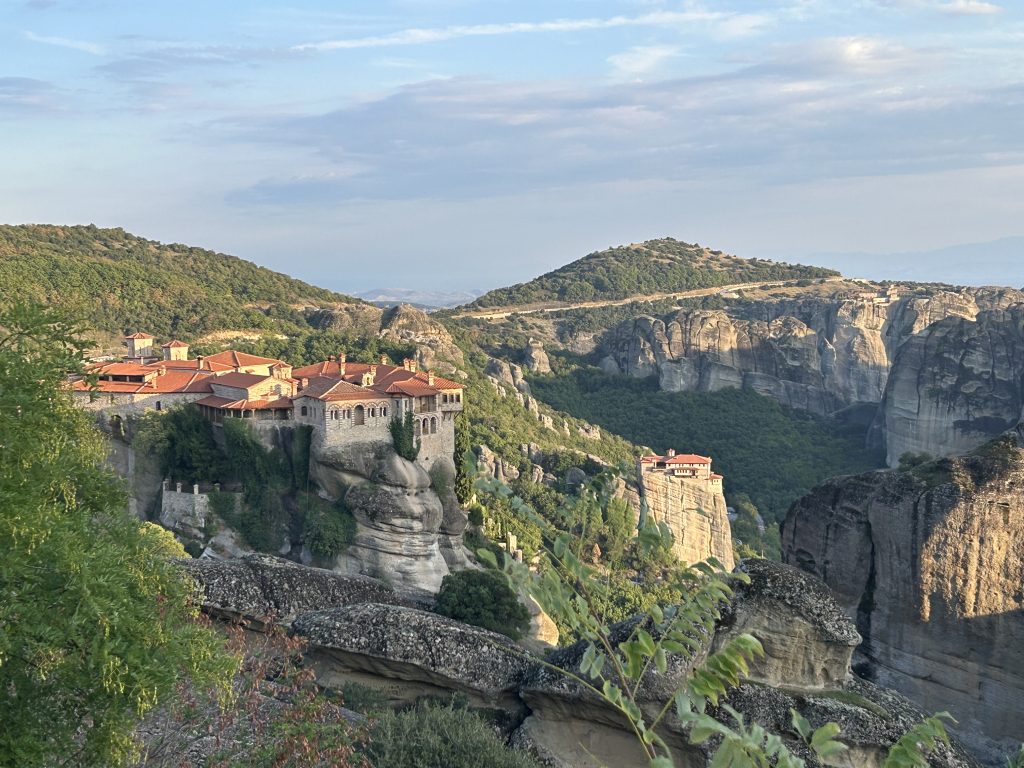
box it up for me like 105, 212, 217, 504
639, 470, 734, 570
598, 288, 1024, 419
872, 306, 1024, 465
782, 438, 1024, 763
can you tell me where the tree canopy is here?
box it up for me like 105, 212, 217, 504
0, 303, 235, 767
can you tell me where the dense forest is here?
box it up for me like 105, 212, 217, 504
0, 224, 358, 340
530, 368, 884, 522
469, 238, 838, 308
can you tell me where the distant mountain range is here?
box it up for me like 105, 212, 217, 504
806, 237, 1024, 288
354, 287, 483, 309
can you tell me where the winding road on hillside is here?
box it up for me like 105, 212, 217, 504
453, 276, 845, 320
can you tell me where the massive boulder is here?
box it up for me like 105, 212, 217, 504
523, 338, 551, 374
782, 436, 1024, 763
639, 469, 734, 570
180, 554, 429, 626
311, 442, 463, 593
872, 306, 1024, 466
293, 603, 533, 715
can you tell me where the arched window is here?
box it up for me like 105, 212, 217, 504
331, 409, 338, 420
370, 407, 376, 418
430, 416, 437, 434
354, 405, 365, 425
421, 418, 429, 435
381, 406, 388, 418
301, 405, 308, 417
414, 420, 421, 437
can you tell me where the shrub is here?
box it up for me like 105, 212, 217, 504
389, 413, 420, 462
302, 494, 356, 560
434, 569, 531, 640
366, 702, 541, 768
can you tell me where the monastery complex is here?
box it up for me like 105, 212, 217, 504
639, 449, 723, 489
72, 332, 464, 467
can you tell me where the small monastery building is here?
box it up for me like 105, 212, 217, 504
639, 449, 723, 489
72, 333, 464, 469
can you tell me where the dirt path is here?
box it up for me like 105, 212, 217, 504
454, 277, 843, 320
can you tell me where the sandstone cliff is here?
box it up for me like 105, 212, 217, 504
639, 470, 734, 570
599, 287, 1024, 418
872, 306, 1024, 465
781, 435, 1024, 763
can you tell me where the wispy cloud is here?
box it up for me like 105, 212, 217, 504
608, 45, 682, 80
292, 11, 729, 52
24, 30, 104, 56
0, 76, 59, 113
937, 0, 1003, 14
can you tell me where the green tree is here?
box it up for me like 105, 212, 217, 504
453, 412, 473, 504
434, 569, 531, 640
0, 303, 236, 767
389, 412, 420, 462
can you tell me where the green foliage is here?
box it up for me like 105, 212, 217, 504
1006, 745, 1024, 768
220, 419, 291, 552
470, 238, 837, 308
729, 494, 781, 560
366, 702, 542, 768
301, 492, 356, 560
453, 412, 474, 504
193, 327, 416, 369
338, 681, 389, 716
0, 224, 357, 339
134, 405, 227, 484
882, 713, 953, 767
898, 451, 934, 471
389, 412, 421, 462
473, 468, 953, 768
434, 569, 531, 641
532, 369, 883, 523
0, 303, 236, 767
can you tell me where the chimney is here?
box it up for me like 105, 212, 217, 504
300, 377, 309, 389
196, 355, 204, 369
338, 352, 347, 363
409, 359, 417, 373
667, 449, 676, 457
158, 365, 166, 376
402, 358, 411, 371
379, 354, 388, 365
427, 372, 435, 386
338, 361, 346, 376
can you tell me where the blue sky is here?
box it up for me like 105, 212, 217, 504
2, 1, 1022, 293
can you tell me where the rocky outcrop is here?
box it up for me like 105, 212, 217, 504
523, 339, 551, 374
873, 306, 1024, 466
293, 603, 533, 714
180, 554, 429, 626
311, 441, 467, 593
599, 287, 1024, 417
782, 437, 1024, 763
639, 470, 734, 570
518, 559, 977, 768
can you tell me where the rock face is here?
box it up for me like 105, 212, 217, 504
523, 338, 551, 374
180, 554, 429, 626
872, 306, 1024, 466
293, 603, 533, 713
599, 288, 1024, 419
639, 470, 734, 570
312, 441, 465, 593
782, 437, 1024, 764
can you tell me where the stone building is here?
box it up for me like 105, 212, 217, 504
639, 449, 723, 488
72, 334, 464, 471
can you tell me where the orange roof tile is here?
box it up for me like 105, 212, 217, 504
161, 340, 189, 348
73, 370, 214, 395
665, 454, 712, 465
212, 371, 273, 389
125, 332, 155, 339
195, 395, 292, 410
202, 350, 289, 368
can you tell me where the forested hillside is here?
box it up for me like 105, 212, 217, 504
0, 224, 358, 338
469, 238, 838, 308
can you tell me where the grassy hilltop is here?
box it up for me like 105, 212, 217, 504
469, 237, 838, 308
0, 224, 359, 339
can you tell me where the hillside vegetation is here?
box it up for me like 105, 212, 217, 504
469, 238, 838, 308
0, 224, 358, 339
531, 368, 884, 522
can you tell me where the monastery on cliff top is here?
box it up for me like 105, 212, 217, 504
72, 333, 464, 466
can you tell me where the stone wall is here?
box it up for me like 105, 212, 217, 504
73, 390, 205, 418
159, 480, 242, 544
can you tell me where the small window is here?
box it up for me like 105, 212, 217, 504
381, 406, 388, 418
155, 401, 162, 411
301, 405, 308, 417
370, 407, 376, 418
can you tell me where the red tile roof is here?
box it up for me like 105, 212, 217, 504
296, 377, 384, 402
161, 340, 189, 348
211, 371, 273, 389
90, 361, 154, 376
125, 332, 155, 339
202, 350, 289, 368
146, 358, 237, 373
665, 454, 712, 465
195, 395, 293, 411
73, 370, 214, 394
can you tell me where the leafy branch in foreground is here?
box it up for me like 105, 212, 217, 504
469, 465, 955, 768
